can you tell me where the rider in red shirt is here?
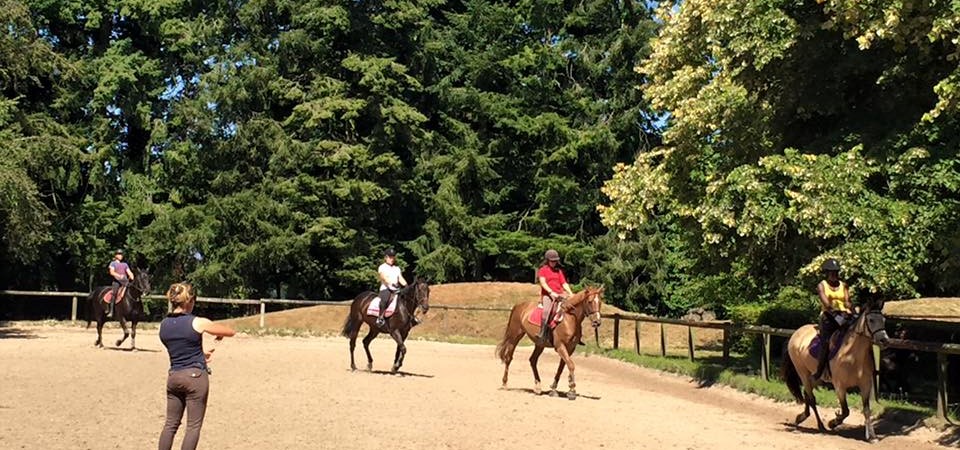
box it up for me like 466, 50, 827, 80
536, 249, 574, 344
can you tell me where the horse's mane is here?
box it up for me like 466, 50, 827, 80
562, 287, 598, 311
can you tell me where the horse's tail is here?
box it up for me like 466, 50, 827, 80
340, 294, 364, 337
495, 303, 522, 364
85, 289, 99, 329
781, 345, 804, 403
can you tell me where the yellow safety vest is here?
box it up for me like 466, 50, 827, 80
820, 281, 850, 314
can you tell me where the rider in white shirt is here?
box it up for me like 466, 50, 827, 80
376, 248, 408, 328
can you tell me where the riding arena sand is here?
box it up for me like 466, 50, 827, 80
0, 326, 952, 450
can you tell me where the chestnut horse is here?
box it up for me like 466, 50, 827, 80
496, 286, 603, 400
341, 278, 430, 373
781, 300, 890, 441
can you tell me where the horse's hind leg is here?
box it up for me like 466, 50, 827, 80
829, 387, 849, 430
348, 326, 360, 371
362, 328, 378, 371
529, 345, 545, 395
803, 385, 827, 432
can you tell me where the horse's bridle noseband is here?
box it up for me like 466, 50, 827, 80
857, 310, 886, 340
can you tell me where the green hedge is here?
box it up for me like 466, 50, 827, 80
727, 286, 819, 354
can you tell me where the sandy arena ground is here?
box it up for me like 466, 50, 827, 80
0, 326, 952, 450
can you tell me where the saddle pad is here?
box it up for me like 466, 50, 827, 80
366, 296, 397, 318
103, 290, 116, 304
809, 327, 849, 360
527, 306, 560, 327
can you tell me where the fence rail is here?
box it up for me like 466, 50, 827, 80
2, 290, 957, 419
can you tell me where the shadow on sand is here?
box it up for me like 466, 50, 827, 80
363, 369, 435, 378
0, 323, 40, 340
500, 387, 601, 401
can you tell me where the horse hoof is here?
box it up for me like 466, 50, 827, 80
549, 390, 558, 397
130, 347, 138, 353
533, 385, 542, 395
567, 391, 577, 400
794, 413, 807, 425
391, 366, 399, 374
499, 384, 507, 391
350, 365, 357, 372
115, 341, 122, 347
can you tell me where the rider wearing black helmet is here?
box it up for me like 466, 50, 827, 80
375, 248, 408, 329
811, 258, 853, 382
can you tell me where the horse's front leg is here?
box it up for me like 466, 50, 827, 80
555, 344, 577, 400
550, 360, 566, 395
95, 317, 105, 348
828, 387, 849, 430
862, 380, 877, 442
389, 329, 406, 374
129, 321, 139, 351
115, 316, 129, 348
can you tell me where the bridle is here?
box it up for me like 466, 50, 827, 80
854, 309, 886, 341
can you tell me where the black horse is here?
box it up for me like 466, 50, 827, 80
86, 268, 151, 350
341, 278, 430, 373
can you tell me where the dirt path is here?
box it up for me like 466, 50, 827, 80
0, 327, 950, 449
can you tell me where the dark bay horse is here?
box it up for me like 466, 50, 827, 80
496, 286, 604, 400
86, 268, 151, 350
782, 300, 890, 441
341, 278, 430, 373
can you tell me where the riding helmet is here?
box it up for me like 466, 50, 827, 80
821, 258, 841, 272
384, 248, 397, 257
544, 249, 560, 262
115, 249, 124, 255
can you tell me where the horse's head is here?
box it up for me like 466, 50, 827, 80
130, 268, 151, 299
412, 277, 430, 315
565, 285, 604, 328
857, 299, 889, 345
584, 285, 604, 329
398, 277, 430, 316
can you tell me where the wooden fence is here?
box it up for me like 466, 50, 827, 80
2, 290, 958, 419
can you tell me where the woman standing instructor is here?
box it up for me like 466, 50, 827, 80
158, 283, 235, 450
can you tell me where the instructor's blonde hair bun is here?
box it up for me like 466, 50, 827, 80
167, 282, 196, 307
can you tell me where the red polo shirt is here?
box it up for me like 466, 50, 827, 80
537, 265, 567, 297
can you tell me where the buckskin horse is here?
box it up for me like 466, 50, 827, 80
781, 300, 890, 441
86, 268, 151, 350
496, 286, 603, 400
341, 278, 430, 373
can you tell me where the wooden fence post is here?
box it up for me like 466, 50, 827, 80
659, 323, 666, 357
167, 299, 172, 313
613, 315, 620, 350
722, 327, 730, 365
687, 326, 695, 361
634, 320, 641, 355
259, 301, 266, 329
70, 296, 78, 322
761, 332, 771, 381
937, 352, 949, 420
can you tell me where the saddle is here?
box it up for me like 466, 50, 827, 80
103, 290, 121, 304
527, 303, 562, 328
366, 293, 398, 318
808, 323, 852, 361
